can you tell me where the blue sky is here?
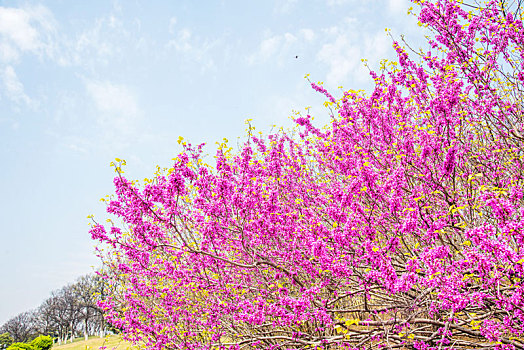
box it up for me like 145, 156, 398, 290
0, 0, 424, 324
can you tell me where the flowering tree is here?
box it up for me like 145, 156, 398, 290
91, 0, 524, 349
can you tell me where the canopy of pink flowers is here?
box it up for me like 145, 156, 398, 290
91, 1, 524, 349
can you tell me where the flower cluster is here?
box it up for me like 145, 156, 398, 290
91, 1, 524, 349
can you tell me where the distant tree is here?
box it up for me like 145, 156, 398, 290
71, 274, 107, 341
29, 286, 81, 345
2, 273, 110, 346
0, 333, 14, 350
53, 285, 81, 344
0, 312, 37, 343
32, 303, 57, 341
36, 295, 66, 344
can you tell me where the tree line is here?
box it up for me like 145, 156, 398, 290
0, 274, 112, 347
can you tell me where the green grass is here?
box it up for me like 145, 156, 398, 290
52, 335, 141, 350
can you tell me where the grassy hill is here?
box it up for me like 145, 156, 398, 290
52, 335, 141, 350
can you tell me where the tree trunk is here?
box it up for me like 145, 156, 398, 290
84, 307, 89, 341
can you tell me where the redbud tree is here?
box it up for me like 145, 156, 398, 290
91, 0, 524, 349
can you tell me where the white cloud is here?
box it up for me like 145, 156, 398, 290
0, 8, 39, 52
0, 5, 56, 63
300, 29, 315, 42
0, 115, 20, 130
284, 33, 297, 44
168, 16, 177, 35
315, 17, 392, 89
0, 5, 55, 109
85, 80, 141, 138
258, 36, 281, 61
364, 31, 390, 66
317, 35, 361, 88
274, 0, 298, 14
86, 80, 138, 117
247, 32, 298, 65
66, 17, 124, 66
64, 137, 89, 154
167, 28, 192, 53
388, 0, 409, 15
165, 28, 219, 73
55, 10, 146, 69
326, 0, 352, 5
108, 15, 120, 29
1, 65, 31, 106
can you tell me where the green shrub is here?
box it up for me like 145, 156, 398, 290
30, 336, 52, 350
6, 343, 33, 350
0, 333, 14, 350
